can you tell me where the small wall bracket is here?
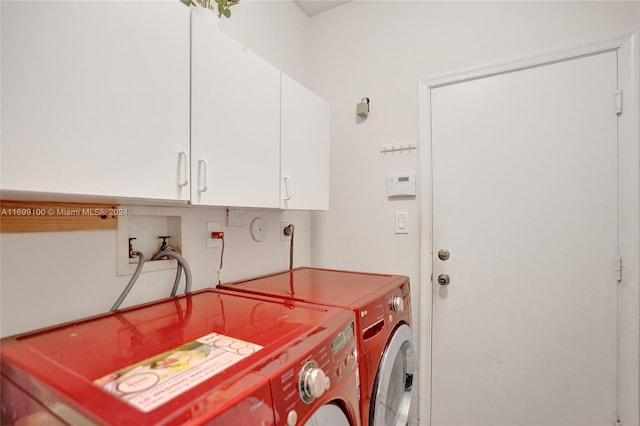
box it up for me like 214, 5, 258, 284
357, 97, 370, 118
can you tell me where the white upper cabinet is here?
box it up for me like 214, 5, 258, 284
2, 3, 329, 209
1, 1, 191, 201
190, 9, 281, 208
280, 74, 330, 210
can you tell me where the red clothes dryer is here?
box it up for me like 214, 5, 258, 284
1, 289, 360, 426
218, 267, 415, 426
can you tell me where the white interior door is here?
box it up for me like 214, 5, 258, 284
430, 51, 619, 425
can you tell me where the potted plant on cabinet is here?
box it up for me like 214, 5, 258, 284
181, 0, 239, 18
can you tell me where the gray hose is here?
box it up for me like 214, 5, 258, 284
110, 252, 145, 312
170, 266, 182, 297
151, 250, 192, 294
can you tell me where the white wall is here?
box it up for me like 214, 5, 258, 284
219, 0, 310, 85
309, 0, 640, 307
306, 2, 639, 424
0, 0, 311, 337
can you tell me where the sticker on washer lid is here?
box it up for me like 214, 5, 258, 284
94, 332, 262, 413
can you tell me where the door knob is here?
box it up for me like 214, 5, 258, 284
437, 249, 450, 261
437, 274, 450, 286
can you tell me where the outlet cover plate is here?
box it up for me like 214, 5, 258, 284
280, 222, 293, 241
207, 222, 222, 248
227, 208, 244, 227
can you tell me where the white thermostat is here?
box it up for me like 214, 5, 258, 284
388, 174, 416, 198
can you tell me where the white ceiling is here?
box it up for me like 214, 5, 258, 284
293, 0, 351, 17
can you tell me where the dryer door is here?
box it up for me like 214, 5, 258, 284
371, 323, 414, 426
304, 404, 351, 426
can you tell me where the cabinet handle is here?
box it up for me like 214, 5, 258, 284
178, 151, 189, 187
198, 159, 208, 193
283, 176, 292, 201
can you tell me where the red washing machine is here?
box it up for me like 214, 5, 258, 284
0, 289, 360, 426
218, 267, 415, 426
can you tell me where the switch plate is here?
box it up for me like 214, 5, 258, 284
395, 212, 408, 234
207, 222, 222, 249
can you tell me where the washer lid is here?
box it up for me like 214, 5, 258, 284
304, 404, 351, 426
220, 267, 408, 306
371, 323, 415, 426
0, 289, 344, 425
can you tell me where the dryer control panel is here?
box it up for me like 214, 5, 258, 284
382, 279, 411, 325
264, 316, 358, 426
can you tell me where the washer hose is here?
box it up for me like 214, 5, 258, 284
151, 250, 192, 294
110, 252, 145, 312
170, 265, 182, 297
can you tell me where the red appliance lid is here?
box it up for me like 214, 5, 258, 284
220, 267, 408, 306
1, 289, 342, 425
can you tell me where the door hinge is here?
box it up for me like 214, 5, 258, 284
616, 256, 623, 282
616, 90, 623, 114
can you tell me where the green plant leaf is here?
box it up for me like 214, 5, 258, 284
222, 8, 231, 18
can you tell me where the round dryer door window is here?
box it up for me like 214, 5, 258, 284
371, 323, 415, 426
304, 404, 351, 426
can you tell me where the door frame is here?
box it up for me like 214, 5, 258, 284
418, 33, 639, 426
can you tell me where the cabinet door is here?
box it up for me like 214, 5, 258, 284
1, 1, 190, 201
280, 74, 330, 210
191, 9, 280, 208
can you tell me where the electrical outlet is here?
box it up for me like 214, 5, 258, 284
280, 222, 294, 241
207, 222, 222, 249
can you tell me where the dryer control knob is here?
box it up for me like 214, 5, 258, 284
392, 296, 405, 313
302, 366, 329, 400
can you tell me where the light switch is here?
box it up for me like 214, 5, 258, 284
395, 212, 408, 234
